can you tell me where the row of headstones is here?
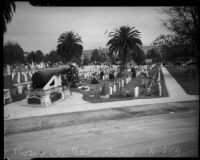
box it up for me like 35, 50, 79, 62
11, 70, 36, 84
80, 67, 119, 79
147, 64, 162, 96
100, 77, 140, 97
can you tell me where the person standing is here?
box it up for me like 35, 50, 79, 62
100, 69, 104, 80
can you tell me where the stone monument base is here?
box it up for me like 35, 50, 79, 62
27, 86, 65, 106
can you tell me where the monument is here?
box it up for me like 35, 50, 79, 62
27, 67, 70, 106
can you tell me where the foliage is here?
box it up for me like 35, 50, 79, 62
100, 83, 109, 95
152, 34, 197, 62
108, 51, 117, 64
27, 50, 44, 63
107, 26, 143, 71
131, 48, 146, 65
117, 71, 125, 78
146, 48, 161, 62
90, 77, 99, 84
3, 1, 16, 33
44, 50, 62, 63
4, 41, 25, 64
154, 7, 199, 63
57, 31, 83, 63
160, 7, 199, 51
90, 49, 106, 63
83, 55, 90, 65
64, 65, 80, 88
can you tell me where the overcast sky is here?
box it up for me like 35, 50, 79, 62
4, 2, 171, 54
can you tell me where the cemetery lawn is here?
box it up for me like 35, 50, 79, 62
166, 66, 199, 95
71, 66, 169, 103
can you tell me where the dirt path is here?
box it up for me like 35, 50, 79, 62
4, 101, 198, 159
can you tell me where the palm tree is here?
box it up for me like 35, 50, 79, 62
3, 1, 16, 33
106, 26, 143, 71
57, 31, 83, 63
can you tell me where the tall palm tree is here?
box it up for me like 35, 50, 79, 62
57, 31, 83, 62
106, 26, 143, 71
3, 1, 16, 33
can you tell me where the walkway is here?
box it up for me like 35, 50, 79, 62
4, 66, 199, 120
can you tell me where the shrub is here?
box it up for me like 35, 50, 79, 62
62, 65, 80, 88
100, 83, 109, 95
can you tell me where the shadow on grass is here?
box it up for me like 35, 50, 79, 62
166, 67, 199, 95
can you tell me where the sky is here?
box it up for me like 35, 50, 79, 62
4, 2, 171, 54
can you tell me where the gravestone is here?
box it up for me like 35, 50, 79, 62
7, 65, 11, 75
134, 87, 139, 97
12, 72, 15, 79
17, 72, 20, 83
109, 86, 113, 95
113, 84, 116, 93
121, 80, 124, 87
118, 81, 121, 89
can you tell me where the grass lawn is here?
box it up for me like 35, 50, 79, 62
166, 66, 199, 95
72, 65, 168, 103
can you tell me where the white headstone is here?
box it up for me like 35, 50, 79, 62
158, 82, 162, 96
7, 65, 11, 75
109, 86, 113, 95
118, 81, 121, 88
113, 84, 116, 93
27, 83, 31, 89
17, 85, 23, 94
12, 72, 15, 79
17, 72, 20, 83
24, 73, 27, 81
125, 78, 128, 84
29, 71, 32, 77
134, 87, 139, 97
121, 80, 124, 87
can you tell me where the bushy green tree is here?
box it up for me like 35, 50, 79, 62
146, 48, 161, 63
131, 47, 146, 65
154, 7, 199, 65
44, 50, 62, 63
160, 7, 199, 51
27, 50, 44, 63
152, 34, 197, 62
35, 50, 44, 63
90, 49, 107, 64
4, 41, 25, 64
83, 55, 90, 65
65, 65, 80, 88
100, 83, 109, 96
